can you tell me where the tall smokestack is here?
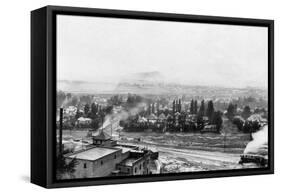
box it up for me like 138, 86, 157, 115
59, 108, 63, 154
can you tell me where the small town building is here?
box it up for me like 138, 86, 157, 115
64, 143, 158, 178
158, 113, 166, 121
138, 117, 148, 123
147, 113, 157, 123
201, 124, 218, 133
91, 130, 115, 146
116, 150, 150, 175
77, 117, 92, 125
65, 146, 123, 178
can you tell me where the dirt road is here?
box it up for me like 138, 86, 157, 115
121, 141, 256, 172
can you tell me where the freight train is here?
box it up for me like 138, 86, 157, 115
239, 154, 268, 167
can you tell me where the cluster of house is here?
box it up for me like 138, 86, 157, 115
122, 99, 218, 133
56, 106, 96, 128
58, 97, 220, 132
62, 130, 159, 179
123, 113, 217, 133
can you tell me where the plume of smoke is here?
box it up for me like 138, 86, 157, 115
100, 102, 146, 129
61, 98, 69, 108
244, 125, 268, 156
60, 95, 80, 108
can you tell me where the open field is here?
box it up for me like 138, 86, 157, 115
116, 132, 258, 172
120, 131, 251, 154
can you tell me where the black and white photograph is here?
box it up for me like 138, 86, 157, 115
55, 14, 269, 180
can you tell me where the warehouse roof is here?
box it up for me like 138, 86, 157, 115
67, 147, 119, 161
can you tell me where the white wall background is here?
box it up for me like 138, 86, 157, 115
0, 0, 279, 193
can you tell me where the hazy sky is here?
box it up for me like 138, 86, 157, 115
57, 15, 268, 88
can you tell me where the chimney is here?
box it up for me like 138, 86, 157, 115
59, 108, 63, 154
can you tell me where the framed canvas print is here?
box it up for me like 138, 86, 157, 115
31, 5, 274, 188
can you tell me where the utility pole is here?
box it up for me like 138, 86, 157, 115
223, 132, 227, 152
101, 114, 104, 133
111, 122, 113, 137
59, 108, 63, 154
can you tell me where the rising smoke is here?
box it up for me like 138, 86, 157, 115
100, 102, 146, 130
244, 125, 268, 156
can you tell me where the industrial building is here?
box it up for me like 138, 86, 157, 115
64, 130, 159, 179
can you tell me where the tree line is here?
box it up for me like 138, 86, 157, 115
226, 103, 266, 133
190, 99, 223, 131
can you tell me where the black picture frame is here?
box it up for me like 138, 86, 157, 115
31, 5, 274, 188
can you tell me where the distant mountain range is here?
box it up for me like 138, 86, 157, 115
120, 71, 166, 84
58, 71, 267, 97
58, 71, 168, 93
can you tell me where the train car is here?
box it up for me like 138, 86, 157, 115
239, 154, 268, 167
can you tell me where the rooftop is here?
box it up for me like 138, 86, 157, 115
119, 158, 140, 167
114, 146, 133, 154
147, 114, 157, 120
118, 150, 146, 166
67, 147, 119, 161
91, 130, 112, 140
158, 113, 166, 120
77, 117, 92, 121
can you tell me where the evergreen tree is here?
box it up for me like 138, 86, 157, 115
126, 93, 133, 106
206, 100, 215, 119
104, 105, 113, 115
196, 115, 204, 131
234, 104, 238, 115
75, 110, 83, 120
178, 99, 182, 112
212, 111, 223, 132
198, 100, 205, 117
108, 95, 122, 106
91, 117, 100, 130
66, 93, 72, 99
226, 103, 235, 120
90, 103, 99, 119
148, 103, 152, 115
194, 100, 198, 114
243, 120, 260, 133
151, 103, 155, 114
232, 116, 244, 131
84, 103, 90, 116
242, 106, 251, 119
172, 100, 176, 114
190, 99, 194, 114
156, 102, 160, 115
67, 96, 78, 106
